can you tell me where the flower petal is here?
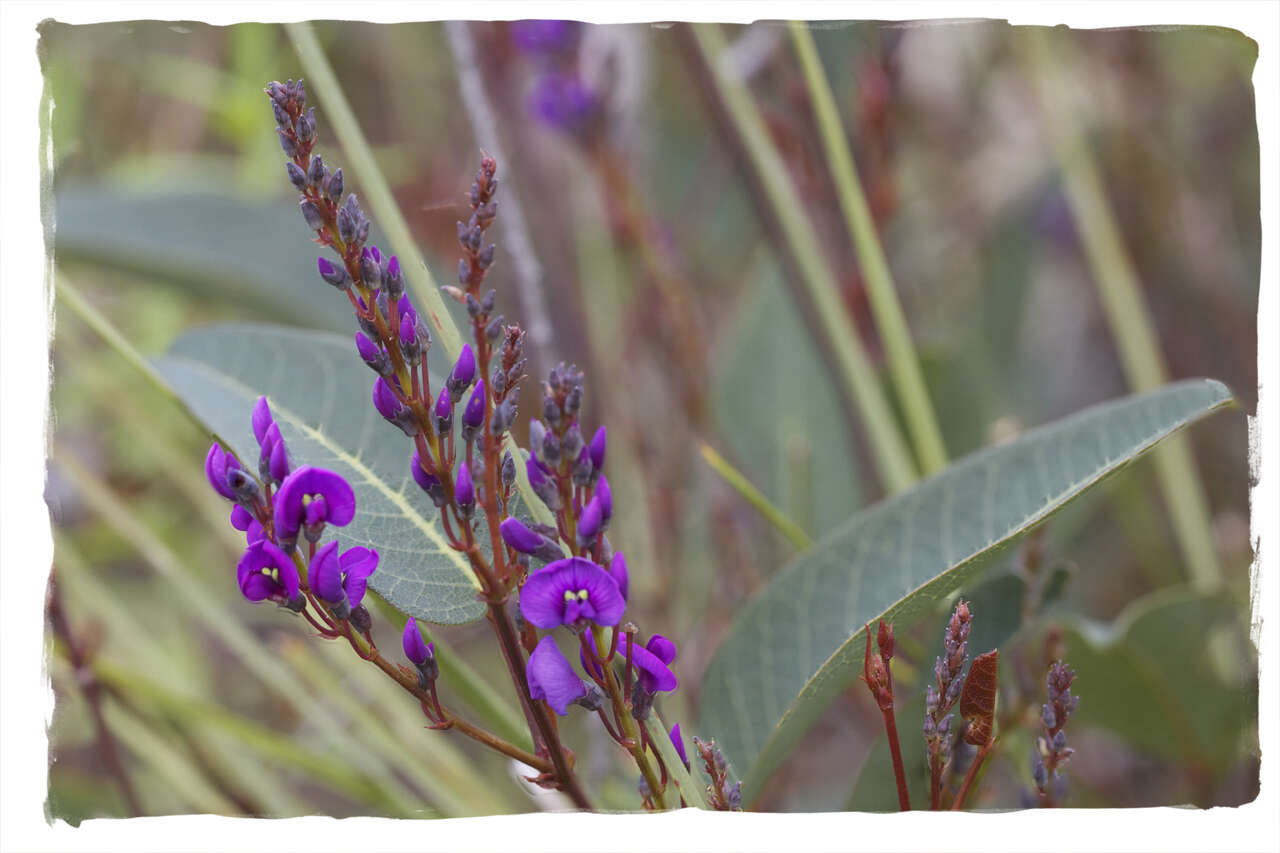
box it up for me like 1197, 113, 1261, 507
340, 546, 378, 607
251, 396, 274, 446
608, 552, 629, 602
519, 557, 624, 628
646, 634, 677, 666
631, 642, 678, 693
669, 723, 688, 767
204, 443, 237, 500
230, 504, 254, 531
527, 636, 586, 715
402, 617, 431, 665
309, 541, 344, 603
274, 466, 357, 542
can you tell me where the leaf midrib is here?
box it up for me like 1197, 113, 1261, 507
737, 387, 1232, 799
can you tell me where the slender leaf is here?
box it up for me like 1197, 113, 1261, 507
696, 379, 1233, 803
54, 188, 355, 332
154, 323, 487, 624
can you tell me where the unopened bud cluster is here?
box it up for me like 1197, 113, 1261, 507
1032, 660, 1078, 801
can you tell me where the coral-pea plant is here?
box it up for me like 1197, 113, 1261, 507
200, 78, 718, 811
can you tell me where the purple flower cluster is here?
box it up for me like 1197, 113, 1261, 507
924, 599, 971, 795
1032, 660, 1078, 801
204, 395, 375, 618
509, 20, 600, 137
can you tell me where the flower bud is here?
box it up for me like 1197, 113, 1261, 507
576, 496, 602, 548
501, 450, 516, 488
360, 246, 383, 288
562, 422, 583, 461
461, 379, 485, 442
527, 457, 561, 511
307, 154, 324, 188
277, 128, 298, 157
356, 332, 389, 374
317, 257, 349, 289
448, 344, 476, 399
596, 475, 613, 525
433, 387, 453, 435
589, 426, 607, 474
384, 255, 403, 297
300, 199, 324, 230
485, 315, 504, 341
286, 161, 308, 190
325, 167, 344, 202
455, 462, 475, 516
411, 450, 447, 507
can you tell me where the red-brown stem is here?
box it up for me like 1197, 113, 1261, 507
881, 705, 912, 811
951, 738, 993, 811
929, 756, 943, 810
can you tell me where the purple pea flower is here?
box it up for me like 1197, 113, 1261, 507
402, 618, 439, 685
529, 73, 598, 132
251, 397, 275, 447
447, 343, 476, 399
385, 255, 404, 297
372, 377, 403, 421
309, 540, 379, 618
511, 19, 578, 54
632, 634, 678, 694
589, 425, 606, 472
608, 551, 629, 602
520, 557, 625, 629
230, 504, 255, 532
527, 635, 587, 716
272, 465, 356, 550
237, 540, 302, 607
317, 256, 349, 289
356, 332, 387, 373
526, 455, 561, 511
261, 422, 292, 483
205, 442, 241, 501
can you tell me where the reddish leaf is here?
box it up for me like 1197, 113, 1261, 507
960, 649, 999, 745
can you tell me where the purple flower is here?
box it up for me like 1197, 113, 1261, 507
317, 256, 349, 289
237, 540, 301, 605
519, 557, 625, 629
230, 504, 255, 532
273, 466, 356, 549
448, 343, 476, 398
632, 634, 678, 694
526, 455, 561, 511
385, 255, 403, 296
402, 618, 433, 665
309, 540, 379, 615
608, 551, 629, 602
529, 73, 598, 132
205, 443, 241, 501
589, 425, 606, 471
669, 723, 689, 767
356, 332, 386, 372
511, 19, 578, 54
527, 635, 587, 715
261, 422, 292, 483
252, 397, 275, 447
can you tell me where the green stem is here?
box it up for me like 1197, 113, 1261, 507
1023, 29, 1221, 592
700, 443, 814, 551
690, 23, 918, 495
789, 22, 948, 475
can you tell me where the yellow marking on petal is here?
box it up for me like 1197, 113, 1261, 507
563, 589, 577, 602
576, 589, 589, 601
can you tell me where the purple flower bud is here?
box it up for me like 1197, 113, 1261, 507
455, 462, 475, 514
269, 434, 292, 483
337, 209, 356, 244
434, 387, 453, 434
501, 450, 517, 488
669, 723, 689, 768
399, 311, 419, 362
299, 199, 323, 230
527, 456, 561, 511
500, 517, 544, 554
411, 450, 447, 507
372, 377, 404, 421
402, 617, 432, 664
325, 167, 343, 202
384, 255, 403, 297
462, 380, 486, 433
355, 332, 386, 374
307, 154, 324, 187
589, 425, 607, 472
576, 496, 602, 547
251, 397, 275, 447
205, 443, 241, 501
448, 344, 476, 399
361, 246, 383, 288
596, 475, 613, 524
317, 256, 349, 289
310, 541, 346, 605
286, 161, 307, 190
278, 128, 298, 157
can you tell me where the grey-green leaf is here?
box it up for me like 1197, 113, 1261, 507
155, 323, 486, 624
696, 379, 1233, 803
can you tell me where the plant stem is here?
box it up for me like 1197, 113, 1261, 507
689, 23, 918, 495
700, 443, 813, 551
788, 22, 948, 475
1022, 28, 1221, 592
951, 738, 993, 811
879, 704, 912, 811
588, 628, 668, 810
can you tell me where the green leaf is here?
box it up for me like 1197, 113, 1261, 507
1057, 587, 1255, 771
712, 256, 864, 538
54, 188, 355, 332
696, 379, 1233, 803
154, 323, 487, 625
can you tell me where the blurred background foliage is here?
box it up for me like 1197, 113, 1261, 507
42, 18, 1258, 819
